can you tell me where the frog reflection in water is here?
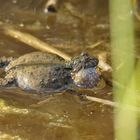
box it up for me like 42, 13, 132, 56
0, 52, 101, 93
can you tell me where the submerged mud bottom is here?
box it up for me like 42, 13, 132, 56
0, 88, 114, 140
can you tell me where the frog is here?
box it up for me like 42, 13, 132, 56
0, 52, 101, 93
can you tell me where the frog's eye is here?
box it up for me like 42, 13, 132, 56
89, 57, 99, 67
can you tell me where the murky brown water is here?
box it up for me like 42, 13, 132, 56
0, 0, 114, 140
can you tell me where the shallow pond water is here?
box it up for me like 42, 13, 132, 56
0, 0, 113, 140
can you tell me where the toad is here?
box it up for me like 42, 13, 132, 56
0, 52, 101, 93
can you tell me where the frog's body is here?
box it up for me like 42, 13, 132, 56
0, 52, 101, 93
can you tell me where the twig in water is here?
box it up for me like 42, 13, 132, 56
98, 59, 112, 72
98, 52, 112, 72
85, 95, 140, 115
87, 41, 104, 49
3, 27, 71, 61
85, 95, 117, 107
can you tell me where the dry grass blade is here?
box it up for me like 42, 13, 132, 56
85, 95, 140, 114
85, 95, 117, 107
87, 41, 104, 49
3, 27, 71, 61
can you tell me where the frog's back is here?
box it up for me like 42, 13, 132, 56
6, 52, 65, 71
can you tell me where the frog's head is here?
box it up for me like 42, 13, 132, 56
70, 52, 101, 88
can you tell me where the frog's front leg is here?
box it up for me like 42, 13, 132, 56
0, 77, 16, 87
0, 56, 15, 69
0, 71, 16, 88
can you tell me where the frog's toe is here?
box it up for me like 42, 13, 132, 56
0, 77, 16, 88
0, 78, 9, 87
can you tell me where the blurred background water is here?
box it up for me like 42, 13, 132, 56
0, 0, 114, 139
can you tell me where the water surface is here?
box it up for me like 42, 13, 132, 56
0, 0, 113, 140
